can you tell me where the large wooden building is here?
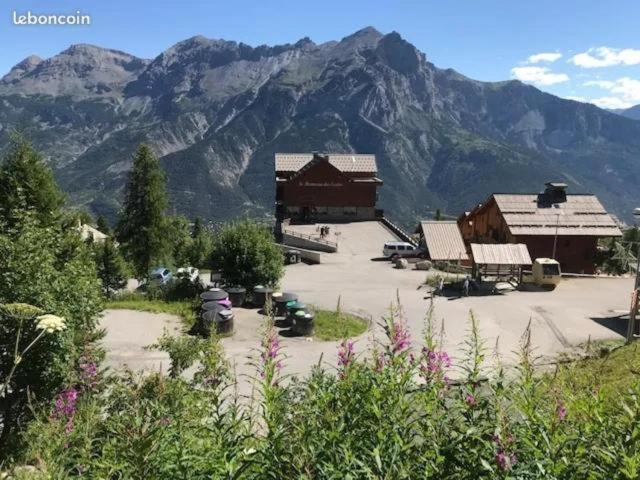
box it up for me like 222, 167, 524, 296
457, 183, 621, 274
275, 152, 382, 221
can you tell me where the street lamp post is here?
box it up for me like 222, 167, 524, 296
626, 208, 640, 343
552, 211, 560, 260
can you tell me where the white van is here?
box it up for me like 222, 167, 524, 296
383, 241, 420, 258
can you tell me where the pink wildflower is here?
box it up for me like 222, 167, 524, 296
260, 328, 283, 381
53, 388, 79, 434
465, 394, 476, 407
556, 401, 567, 421
337, 340, 355, 378
338, 340, 354, 367
420, 347, 451, 379
390, 321, 411, 354
495, 449, 518, 471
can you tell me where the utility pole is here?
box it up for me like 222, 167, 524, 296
552, 212, 560, 259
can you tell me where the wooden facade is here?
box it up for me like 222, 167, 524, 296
275, 153, 382, 221
458, 185, 621, 274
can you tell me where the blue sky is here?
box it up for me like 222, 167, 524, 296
3, 0, 640, 109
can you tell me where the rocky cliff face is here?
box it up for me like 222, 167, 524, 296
2, 27, 639, 223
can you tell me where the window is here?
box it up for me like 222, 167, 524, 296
398, 246, 406, 251
542, 264, 559, 276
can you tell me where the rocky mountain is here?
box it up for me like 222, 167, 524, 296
2, 27, 640, 224
611, 104, 640, 121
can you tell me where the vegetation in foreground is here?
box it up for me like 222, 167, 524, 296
4, 304, 640, 479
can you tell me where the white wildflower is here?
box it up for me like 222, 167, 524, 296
35, 314, 66, 333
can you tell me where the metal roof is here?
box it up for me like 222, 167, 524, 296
493, 194, 621, 237
419, 221, 469, 261
275, 153, 377, 173
471, 243, 532, 266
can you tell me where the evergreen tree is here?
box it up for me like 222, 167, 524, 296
189, 217, 213, 268
95, 238, 129, 297
434, 209, 443, 221
116, 144, 170, 278
96, 215, 111, 236
167, 215, 193, 267
0, 134, 64, 226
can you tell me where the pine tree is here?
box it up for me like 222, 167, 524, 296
96, 215, 111, 236
0, 134, 65, 226
116, 144, 170, 278
94, 238, 129, 297
434, 209, 443, 221
189, 217, 213, 268
167, 215, 193, 267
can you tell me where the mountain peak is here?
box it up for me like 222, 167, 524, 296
338, 26, 383, 47
0, 43, 148, 97
2, 55, 43, 83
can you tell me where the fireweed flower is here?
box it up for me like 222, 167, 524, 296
36, 314, 66, 333
78, 356, 98, 389
337, 339, 355, 378
337, 340, 354, 367
390, 320, 411, 354
465, 394, 476, 407
493, 434, 517, 471
556, 400, 567, 421
260, 328, 282, 382
495, 449, 518, 471
420, 347, 451, 379
53, 388, 79, 434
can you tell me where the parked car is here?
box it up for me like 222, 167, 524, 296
150, 267, 173, 285
176, 267, 200, 283
383, 241, 421, 259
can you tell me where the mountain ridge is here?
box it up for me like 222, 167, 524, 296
1, 27, 639, 223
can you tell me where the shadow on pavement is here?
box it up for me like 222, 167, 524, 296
590, 313, 629, 337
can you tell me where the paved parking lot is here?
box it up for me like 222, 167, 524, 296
282, 221, 633, 364
101, 220, 633, 385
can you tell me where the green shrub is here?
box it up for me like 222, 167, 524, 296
210, 218, 283, 289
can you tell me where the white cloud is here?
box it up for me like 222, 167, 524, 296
527, 52, 562, 64
590, 96, 634, 109
564, 96, 587, 103
583, 77, 640, 102
570, 47, 640, 68
511, 66, 569, 86
584, 80, 615, 89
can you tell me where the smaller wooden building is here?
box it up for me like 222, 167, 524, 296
458, 183, 621, 274
415, 221, 469, 263
275, 152, 382, 222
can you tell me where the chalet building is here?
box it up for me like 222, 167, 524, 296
275, 152, 382, 221
457, 183, 622, 274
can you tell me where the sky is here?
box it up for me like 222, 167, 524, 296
3, 0, 640, 110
